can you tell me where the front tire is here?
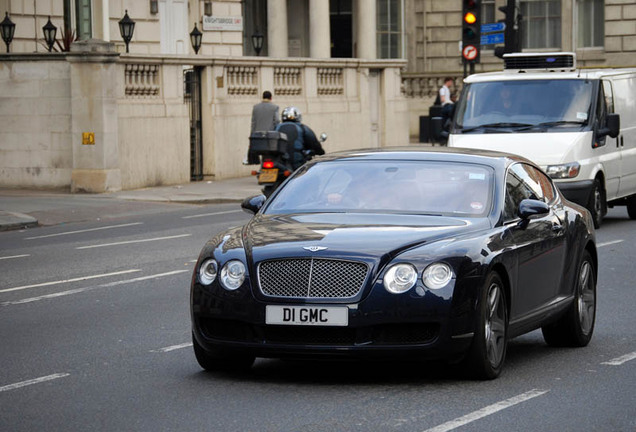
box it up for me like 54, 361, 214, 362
627, 194, 636, 220
587, 179, 605, 229
462, 272, 508, 380
192, 332, 255, 372
542, 250, 596, 347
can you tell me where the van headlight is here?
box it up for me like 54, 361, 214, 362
220, 260, 246, 291
546, 162, 580, 179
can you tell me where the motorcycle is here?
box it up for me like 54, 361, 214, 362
247, 131, 327, 197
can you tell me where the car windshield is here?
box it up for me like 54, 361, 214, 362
454, 79, 594, 131
264, 160, 494, 217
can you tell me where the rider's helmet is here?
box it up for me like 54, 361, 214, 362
281, 106, 302, 123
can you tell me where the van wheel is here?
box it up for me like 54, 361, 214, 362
587, 179, 605, 228
627, 195, 636, 220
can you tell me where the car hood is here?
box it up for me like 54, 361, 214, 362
243, 213, 490, 265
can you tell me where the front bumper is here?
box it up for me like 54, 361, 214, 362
555, 179, 594, 207
191, 277, 477, 361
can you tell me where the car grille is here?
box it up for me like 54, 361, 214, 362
258, 258, 369, 299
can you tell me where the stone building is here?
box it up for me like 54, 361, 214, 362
0, 0, 634, 191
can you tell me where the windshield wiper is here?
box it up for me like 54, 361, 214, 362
461, 122, 534, 133
524, 120, 587, 130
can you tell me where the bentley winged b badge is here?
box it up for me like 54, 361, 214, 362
303, 246, 328, 252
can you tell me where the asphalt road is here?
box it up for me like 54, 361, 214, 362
1, 202, 635, 432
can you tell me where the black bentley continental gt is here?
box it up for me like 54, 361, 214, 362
190, 147, 597, 379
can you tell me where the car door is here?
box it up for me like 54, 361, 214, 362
503, 163, 567, 321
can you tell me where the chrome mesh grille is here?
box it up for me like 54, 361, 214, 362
258, 258, 368, 298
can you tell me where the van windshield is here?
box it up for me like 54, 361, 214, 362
454, 79, 594, 132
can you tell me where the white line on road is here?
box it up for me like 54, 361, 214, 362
1, 270, 189, 306
151, 342, 193, 353
25, 222, 144, 240
422, 389, 549, 432
182, 210, 243, 219
601, 352, 636, 366
76, 233, 191, 249
0, 373, 70, 393
0, 269, 141, 294
0, 254, 30, 261
597, 239, 624, 248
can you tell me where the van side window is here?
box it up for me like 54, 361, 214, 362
595, 85, 608, 147
602, 80, 614, 113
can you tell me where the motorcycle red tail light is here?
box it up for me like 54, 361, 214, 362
263, 160, 274, 169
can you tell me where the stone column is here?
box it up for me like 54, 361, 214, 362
309, 0, 331, 58
92, 0, 111, 41
356, 0, 377, 59
267, 0, 288, 57
67, 39, 121, 193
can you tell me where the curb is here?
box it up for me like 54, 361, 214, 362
0, 211, 39, 232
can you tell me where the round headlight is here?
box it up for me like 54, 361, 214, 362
198, 259, 218, 285
383, 263, 418, 294
220, 260, 246, 291
422, 263, 453, 290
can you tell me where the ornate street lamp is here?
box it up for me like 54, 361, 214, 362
190, 23, 202, 54
149, 0, 159, 15
251, 30, 263, 56
1, 12, 16, 53
42, 16, 57, 52
118, 10, 135, 53
204, 1, 213, 16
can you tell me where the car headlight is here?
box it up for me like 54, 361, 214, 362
422, 263, 454, 290
545, 162, 580, 179
383, 263, 418, 294
198, 259, 218, 285
220, 260, 246, 291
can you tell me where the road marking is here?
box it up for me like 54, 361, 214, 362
76, 234, 191, 249
422, 389, 549, 432
601, 352, 636, 366
0, 373, 70, 393
0, 254, 30, 261
25, 222, 144, 240
597, 239, 624, 248
151, 342, 193, 353
182, 210, 243, 219
0, 269, 141, 294
1, 270, 188, 306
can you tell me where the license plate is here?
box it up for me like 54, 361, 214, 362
258, 169, 278, 184
266, 305, 348, 326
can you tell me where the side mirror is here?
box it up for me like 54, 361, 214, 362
241, 194, 266, 215
319, 132, 328, 142
606, 113, 620, 138
518, 199, 550, 220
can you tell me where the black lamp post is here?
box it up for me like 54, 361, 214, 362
42, 16, 57, 52
190, 23, 202, 54
118, 10, 135, 53
251, 30, 263, 56
1, 12, 16, 53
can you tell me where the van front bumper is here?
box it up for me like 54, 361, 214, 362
555, 179, 593, 206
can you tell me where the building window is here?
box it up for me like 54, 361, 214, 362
577, 0, 604, 48
75, 0, 92, 40
481, 0, 496, 49
520, 0, 561, 49
377, 0, 403, 58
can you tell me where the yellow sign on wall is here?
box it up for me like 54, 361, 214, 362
82, 132, 95, 145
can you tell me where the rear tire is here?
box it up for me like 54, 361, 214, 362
542, 250, 596, 347
192, 333, 255, 372
587, 179, 605, 229
627, 195, 636, 220
462, 272, 508, 380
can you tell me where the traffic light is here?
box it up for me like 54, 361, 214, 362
494, 0, 522, 58
462, 0, 481, 64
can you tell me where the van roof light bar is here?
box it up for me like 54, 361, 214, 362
503, 52, 576, 72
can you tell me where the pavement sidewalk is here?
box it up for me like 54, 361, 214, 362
0, 175, 262, 231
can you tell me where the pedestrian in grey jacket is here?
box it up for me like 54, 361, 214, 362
251, 91, 279, 133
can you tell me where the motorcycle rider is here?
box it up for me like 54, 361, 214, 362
275, 107, 325, 170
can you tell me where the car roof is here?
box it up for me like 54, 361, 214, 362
312, 146, 531, 171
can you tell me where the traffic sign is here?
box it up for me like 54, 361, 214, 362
462, 45, 478, 61
481, 32, 505, 45
481, 22, 505, 33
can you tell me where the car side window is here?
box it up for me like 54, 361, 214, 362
504, 163, 555, 221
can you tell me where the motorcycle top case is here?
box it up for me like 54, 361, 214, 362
249, 131, 288, 155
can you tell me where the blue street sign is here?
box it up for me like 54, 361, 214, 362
481, 32, 505, 45
481, 22, 506, 33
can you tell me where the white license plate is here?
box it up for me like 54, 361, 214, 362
266, 305, 348, 327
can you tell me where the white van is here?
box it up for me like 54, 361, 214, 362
448, 52, 636, 227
